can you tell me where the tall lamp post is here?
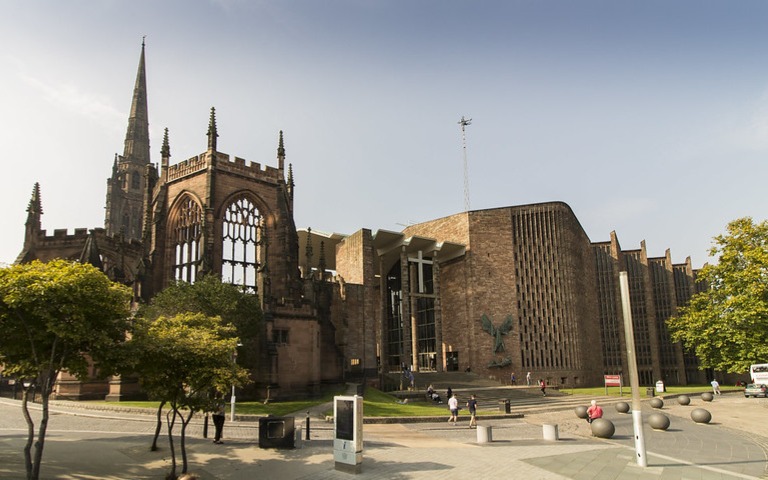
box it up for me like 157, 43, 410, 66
230, 342, 243, 422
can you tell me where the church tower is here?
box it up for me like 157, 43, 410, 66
104, 40, 153, 241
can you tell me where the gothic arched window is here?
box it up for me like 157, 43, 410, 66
170, 196, 203, 283
221, 196, 261, 292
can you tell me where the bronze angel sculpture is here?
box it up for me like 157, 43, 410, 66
481, 314, 514, 353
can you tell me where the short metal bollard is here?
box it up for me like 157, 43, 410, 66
543, 424, 559, 441
477, 425, 493, 443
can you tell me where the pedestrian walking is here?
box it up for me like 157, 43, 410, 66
466, 394, 477, 428
510, 372, 516, 385
448, 394, 459, 425
711, 379, 721, 395
539, 378, 546, 396
212, 400, 226, 444
526, 371, 532, 386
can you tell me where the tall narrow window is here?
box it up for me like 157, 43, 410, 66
221, 196, 261, 292
171, 196, 203, 283
386, 265, 404, 370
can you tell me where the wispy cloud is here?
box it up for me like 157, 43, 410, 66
724, 86, 768, 152
14, 59, 124, 133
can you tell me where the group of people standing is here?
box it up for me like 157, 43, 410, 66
511, 371, 546, 395
435, 372, 553, 428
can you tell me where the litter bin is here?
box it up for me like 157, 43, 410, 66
500, 399, 511, 413
258, 416, 296, 449
646, 387, 655, 397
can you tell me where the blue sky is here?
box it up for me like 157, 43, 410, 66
2, 1, 768, 267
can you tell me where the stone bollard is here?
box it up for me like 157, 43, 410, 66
574, 405, 588, 419
691, 408, 712, 424
477, 425, 493, 443
648, 413, 670, 430
650, 397, 664, 409
294, 425, 303, 448
677, 395, 690, 406
701, 392, 714, 402
543, 424, 559, 441
615, 401, 630, 414
590, 418, 615, 438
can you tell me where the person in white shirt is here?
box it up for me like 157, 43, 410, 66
710, 379, 721, 395
447, 394, 459, 424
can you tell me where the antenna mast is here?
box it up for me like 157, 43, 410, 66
459, 116, 472, 212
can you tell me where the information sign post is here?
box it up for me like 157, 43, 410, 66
334, 395, 363, 473
604, 374, 623, 395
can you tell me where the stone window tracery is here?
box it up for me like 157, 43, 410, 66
221, 196, 261, 292
171, 196, 203, 283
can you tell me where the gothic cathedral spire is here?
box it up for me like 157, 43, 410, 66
105, 40, 152, 241
122, 38, 150, 166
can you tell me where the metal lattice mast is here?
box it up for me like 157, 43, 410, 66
459, 116, 472, 212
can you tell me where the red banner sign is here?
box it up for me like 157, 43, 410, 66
604, 375, 622, 387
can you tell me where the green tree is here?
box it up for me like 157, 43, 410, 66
139, 275, 262, 371
667, 217, 768, 374
125, 313, 250, 479
0, 260, 132, 480
137, 275, 263, 451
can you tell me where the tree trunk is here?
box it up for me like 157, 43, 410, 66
180, 409, 194, 474
151, 400, 166, 451
165, 407, 177, 479
31, 389, 51, 480
21, 388, 34, 480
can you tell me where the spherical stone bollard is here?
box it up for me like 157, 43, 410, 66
615, 401, 630, 414
701, 392, 714, 402
677, 395, 690, 406
574, 405, 589, 419
590, 418, 615, 439
650, 397, 664, 409
648, 412, 670, 430
691, 408, 712, 424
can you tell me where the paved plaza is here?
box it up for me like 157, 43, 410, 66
0, 393, 766, 479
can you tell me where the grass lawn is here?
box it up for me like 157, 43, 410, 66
95, 387, 347, 417
96, 388, 452, 418
92, 384, 741, 418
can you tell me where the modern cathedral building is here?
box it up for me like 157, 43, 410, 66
15, 44, 708, 400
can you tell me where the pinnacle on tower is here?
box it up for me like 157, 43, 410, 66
26, 182, 43, 218
207, 107, 218, 151
318, 240, 327, 274
304, 227, 314, 278
122, 39, 150, 165
161, 127, 171, 159
277, 130, 286, 170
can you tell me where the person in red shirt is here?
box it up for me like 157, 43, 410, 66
586, 400, 603, 424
